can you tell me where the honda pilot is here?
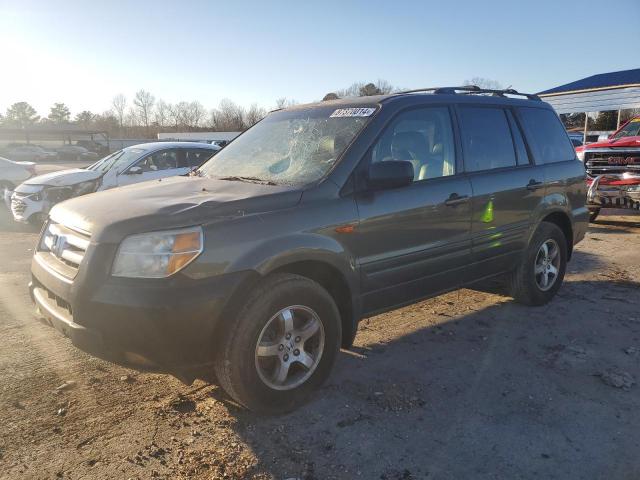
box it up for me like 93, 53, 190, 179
29, 86, 588, 413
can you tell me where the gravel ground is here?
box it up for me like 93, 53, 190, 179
0, 203, 639, 480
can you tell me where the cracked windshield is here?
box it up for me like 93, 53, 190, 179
199, 107, 374, 186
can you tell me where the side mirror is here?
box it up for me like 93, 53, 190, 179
367, 160, 414, 190
127, 166, 143, 175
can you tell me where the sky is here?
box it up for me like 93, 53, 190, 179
0, 0, 639, 118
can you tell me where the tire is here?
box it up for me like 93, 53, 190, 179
214, 273, 341, 414
27, 212, 46, 227
589, 208, 600, 223
508, 222, 567, 306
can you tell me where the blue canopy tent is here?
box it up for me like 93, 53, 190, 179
538, 68, 640, 141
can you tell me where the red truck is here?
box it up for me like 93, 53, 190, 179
576, 116, 640, 222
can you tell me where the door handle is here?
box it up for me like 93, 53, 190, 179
527, 179, 544, 191
444, 193, 469, 206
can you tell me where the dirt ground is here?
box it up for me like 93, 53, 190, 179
1, 198, 639, 479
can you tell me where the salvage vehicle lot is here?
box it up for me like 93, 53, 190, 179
0, 205, 639, 479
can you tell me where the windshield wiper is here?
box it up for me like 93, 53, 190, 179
218, 175, 277, 186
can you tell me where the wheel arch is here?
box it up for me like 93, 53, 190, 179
270, 259, 358, 348
226, 233, 361, 349
539, 210, 574, 260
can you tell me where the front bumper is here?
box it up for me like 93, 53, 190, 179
10, 193, 47, 223
586, 174, 640, 211
30, 250, 256, 381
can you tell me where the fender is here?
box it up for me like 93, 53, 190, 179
229, 232, 360, 296
528, 193, 575, 258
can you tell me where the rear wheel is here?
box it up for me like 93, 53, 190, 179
214, 273, 341, 414
589, 208, 600, 223
508, 222, 567, 306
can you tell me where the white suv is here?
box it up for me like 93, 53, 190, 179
11, 142, 219, 224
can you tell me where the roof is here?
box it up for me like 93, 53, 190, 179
157, 132, 240, 141
538, 68, 640, 96
288, 89, 543, 112
123, 141, 220, 152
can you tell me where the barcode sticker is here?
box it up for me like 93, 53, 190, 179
330, 108, 376, 118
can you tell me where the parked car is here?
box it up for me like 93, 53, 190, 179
11, 142, 219, 224
0, 156, 36, 208
75, 140, 110, 156
575, 116, 640, 222
5, 145, 57, 162
29, 87, 587, 413
55, 145, 100, 161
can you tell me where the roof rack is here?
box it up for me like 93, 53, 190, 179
395, 85, 541, 101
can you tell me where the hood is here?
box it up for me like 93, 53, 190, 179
49, 175, 303, 242
577, 136, 640, 151
19, 168, 101, 188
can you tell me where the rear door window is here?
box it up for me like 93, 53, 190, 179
136, 149, 178, 172
517, 107, 576, 164
185, 149, 215, 168
458, 107, 517, 172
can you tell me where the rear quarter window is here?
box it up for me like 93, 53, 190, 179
517, 107, 576, 164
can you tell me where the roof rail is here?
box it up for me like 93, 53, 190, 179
395, 85, 541, 101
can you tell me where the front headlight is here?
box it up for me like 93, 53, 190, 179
112, 226, 203, 278
576, 150, 585, 162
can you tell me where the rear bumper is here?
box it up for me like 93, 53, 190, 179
30, 253, 257, 380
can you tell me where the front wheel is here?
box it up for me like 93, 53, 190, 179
589, 208, 600, 223
508, 222, 567, 306
214, 273, 341, 414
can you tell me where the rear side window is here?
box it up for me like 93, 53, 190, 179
458, 107, 516, 172
186, 149, 215, 168
517, 107, 576, 164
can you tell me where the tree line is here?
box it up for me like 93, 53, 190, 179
0, 78, 515, 139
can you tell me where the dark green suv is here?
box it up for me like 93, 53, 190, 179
30, 86, 588, 413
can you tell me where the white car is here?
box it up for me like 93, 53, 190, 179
0, 157, 37, 208
6, 145, 57, 162
11, 142, 219, 224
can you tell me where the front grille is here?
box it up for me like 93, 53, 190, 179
39, 221, 91, 276
585, 151, 640, 176
11, 198, 26, 214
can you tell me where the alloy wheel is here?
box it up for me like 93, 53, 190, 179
534, 239, 560, 291
254, 305, 325, 391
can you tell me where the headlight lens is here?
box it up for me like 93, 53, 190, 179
112, 226, 203, 278
576, 150, 585, 162
72, 180, 98, 195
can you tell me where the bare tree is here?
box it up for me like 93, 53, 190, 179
112, 94, 127, 129
275, 97, 297, 109
210, 99, 246, 131
463, 77, 504, 90
244, 103, 266, 128
166, 103, 180, 129
133, 89, 155, 135
154, 99, 169, 128
174, 101, 190, 127
333, 79, 397, 98
188, 101, 206, 128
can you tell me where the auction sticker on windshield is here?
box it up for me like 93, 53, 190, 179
330, 107, 376, 118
